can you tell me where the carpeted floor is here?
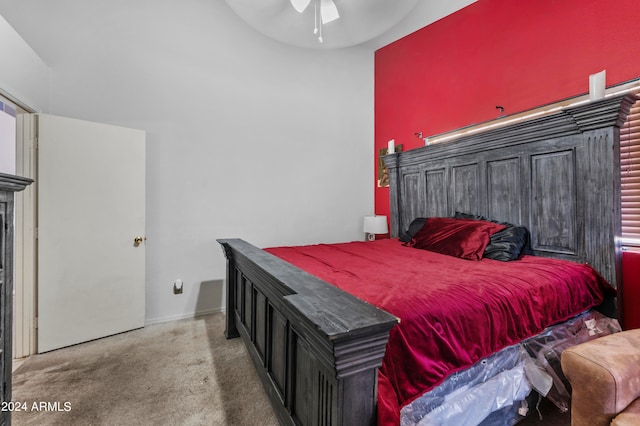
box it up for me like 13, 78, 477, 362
10, 313, 571, 426
10, 313, 279, 426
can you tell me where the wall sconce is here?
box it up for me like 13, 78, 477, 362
415, 131, 430, 145
387, 139, 395, 154
363, 215, 388, 241
589, 70, 606, 101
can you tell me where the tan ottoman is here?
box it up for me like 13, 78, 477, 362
561, 329, 640, 426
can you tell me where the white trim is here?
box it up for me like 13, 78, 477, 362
621, 238, 640, 248
13, 113, 37, 358
144, 307, 226, 326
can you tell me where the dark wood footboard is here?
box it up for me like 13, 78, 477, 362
218, 239, 398, 426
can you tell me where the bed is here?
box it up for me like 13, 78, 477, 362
218, 94, 636, 425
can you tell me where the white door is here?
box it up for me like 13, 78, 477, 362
36, 114, 145, 352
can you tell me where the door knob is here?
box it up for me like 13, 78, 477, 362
133, 236, 145, 247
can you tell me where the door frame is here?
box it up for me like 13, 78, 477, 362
14, 111, 37, 358
0, 89, 37, 359
0, 92, 34, 359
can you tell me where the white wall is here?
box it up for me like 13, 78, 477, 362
0, 107, 16, 174
0, 14, 48, 112
0, 0, 375, 323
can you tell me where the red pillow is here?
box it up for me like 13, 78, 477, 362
412, 217, 507, 260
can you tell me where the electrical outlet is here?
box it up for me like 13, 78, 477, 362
173, 279, 183, 295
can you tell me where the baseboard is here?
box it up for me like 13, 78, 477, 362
145, 307, 226, 326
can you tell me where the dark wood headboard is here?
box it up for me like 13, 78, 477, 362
383, 94, 636, 319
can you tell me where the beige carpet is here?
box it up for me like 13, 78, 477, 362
10, 313, 279, 426
10, 312, 571, 426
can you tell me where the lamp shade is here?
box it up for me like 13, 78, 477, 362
363, 215, 388, 234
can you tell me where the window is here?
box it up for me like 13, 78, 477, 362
621, 93, 640, 248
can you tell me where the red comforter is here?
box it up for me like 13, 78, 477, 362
266, 239, 616, 425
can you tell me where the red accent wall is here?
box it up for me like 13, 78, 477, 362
623, 251, 640, 330
375, 0, 640, 218
374, 0, 640, 328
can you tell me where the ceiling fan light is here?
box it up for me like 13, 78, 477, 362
290, 0, 311, 13
320, 0, 339, 24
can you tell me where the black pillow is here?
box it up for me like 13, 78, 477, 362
453, 212, 529, 261
399, 217, 426, 243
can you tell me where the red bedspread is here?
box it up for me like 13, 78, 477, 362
266, 239, 616, 424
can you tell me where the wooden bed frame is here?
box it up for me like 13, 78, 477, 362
218, 94, 635, 426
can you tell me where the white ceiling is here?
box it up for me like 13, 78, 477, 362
225, 0, 477, 50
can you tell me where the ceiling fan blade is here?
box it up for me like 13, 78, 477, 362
290, 0, 311, 13
320, 0, 339, 24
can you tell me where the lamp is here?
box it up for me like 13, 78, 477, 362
363, 215, 388, 241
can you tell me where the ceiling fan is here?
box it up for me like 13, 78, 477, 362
290, 0, 339, 42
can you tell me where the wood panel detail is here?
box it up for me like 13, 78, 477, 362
451, 163, 480, 215
531, 150, 576, 254
317, 370, 334, 426
425, 169, 447, 218
254, 289, 266, 363
269, 304, 287, 400
486, 157, 521, 224
243, 276, 251, 334
402, 172, 422, 228
292, 335, 313, 425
